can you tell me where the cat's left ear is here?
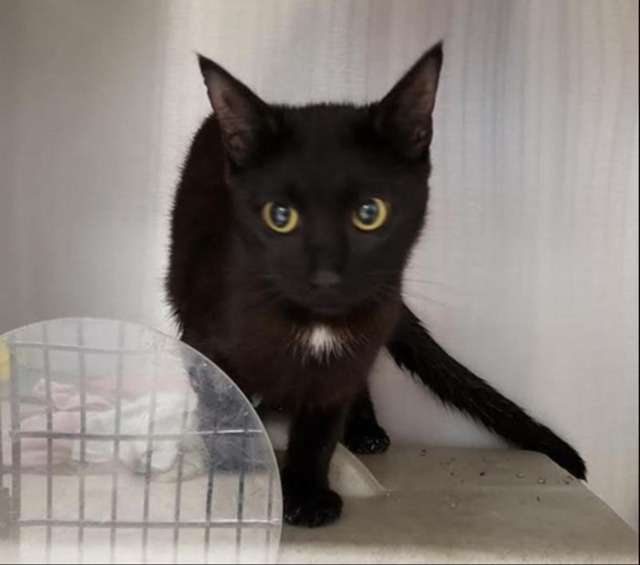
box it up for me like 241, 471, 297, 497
371, 42, 443, 162
198, 54, 278, 168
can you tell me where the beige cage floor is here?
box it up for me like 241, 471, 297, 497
280, 446, 638, 564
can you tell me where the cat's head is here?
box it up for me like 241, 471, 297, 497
198, 44, 442, 318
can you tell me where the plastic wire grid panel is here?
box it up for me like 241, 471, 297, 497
0, 318, 282, 564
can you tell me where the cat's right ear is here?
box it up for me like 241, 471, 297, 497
198, 54, 278, 168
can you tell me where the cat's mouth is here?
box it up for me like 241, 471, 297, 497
297, 297, 351, 318
278, 281, 397, 320
279, 292, 354, 319
309, 302, 350, 317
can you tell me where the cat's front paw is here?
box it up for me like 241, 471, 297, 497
344, 422, 390, 455
283, 488, 343, 527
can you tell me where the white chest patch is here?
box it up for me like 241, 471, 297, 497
297, 324, 349, 361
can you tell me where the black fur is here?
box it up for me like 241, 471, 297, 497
387, 305, 587, 479
344, 389, 390, 455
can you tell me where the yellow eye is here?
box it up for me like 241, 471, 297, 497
352, 197, 388, 231
262, 202, 299, 233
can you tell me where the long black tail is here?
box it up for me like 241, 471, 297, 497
386, 304, 586, 479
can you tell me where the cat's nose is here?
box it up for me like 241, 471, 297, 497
310, 269, 342, 289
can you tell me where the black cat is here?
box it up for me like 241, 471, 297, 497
166, 42, 585, 528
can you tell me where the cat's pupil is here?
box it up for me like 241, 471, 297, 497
271, 204, 291, 227
357, 200, 379, 225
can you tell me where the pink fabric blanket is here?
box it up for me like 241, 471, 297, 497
1, 375, 191, 469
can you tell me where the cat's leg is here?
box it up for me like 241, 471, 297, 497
343, 387, 390, 454
282, 405, 346, 527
